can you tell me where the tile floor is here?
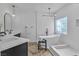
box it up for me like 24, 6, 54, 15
28, 42, 52, 56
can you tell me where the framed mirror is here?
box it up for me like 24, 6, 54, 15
4, 12, 13, 34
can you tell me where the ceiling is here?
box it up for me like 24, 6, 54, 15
34, 3, 68, 13
9, 3, 70, 13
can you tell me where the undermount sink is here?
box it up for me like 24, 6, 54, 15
0, 35, 18, 42
6, 37, 18, 40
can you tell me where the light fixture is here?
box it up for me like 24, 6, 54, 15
42, 8, 55, 17
12, 5, 15, 16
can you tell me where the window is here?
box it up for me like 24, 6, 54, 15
55, 16, 67, 34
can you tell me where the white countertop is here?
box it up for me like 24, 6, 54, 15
0, 32, 29, 52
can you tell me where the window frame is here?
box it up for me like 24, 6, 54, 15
54, 16, 68, 34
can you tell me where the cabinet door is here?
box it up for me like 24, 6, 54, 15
1, 42, 28, 56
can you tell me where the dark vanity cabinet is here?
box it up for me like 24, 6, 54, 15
14, 33, 21, 37
1, 42, 28, 56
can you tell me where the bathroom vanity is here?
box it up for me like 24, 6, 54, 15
0, 32, 29, 56
0, 10, 29, 56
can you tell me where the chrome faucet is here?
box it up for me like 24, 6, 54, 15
6, 29, 13, 34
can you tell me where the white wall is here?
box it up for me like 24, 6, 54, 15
13, 11, 37, 42
55, 4, 79, 51
13, 4, 55, 42
14, 11, 55, 42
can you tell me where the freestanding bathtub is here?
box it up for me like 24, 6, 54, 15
39, 35, 60, 48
